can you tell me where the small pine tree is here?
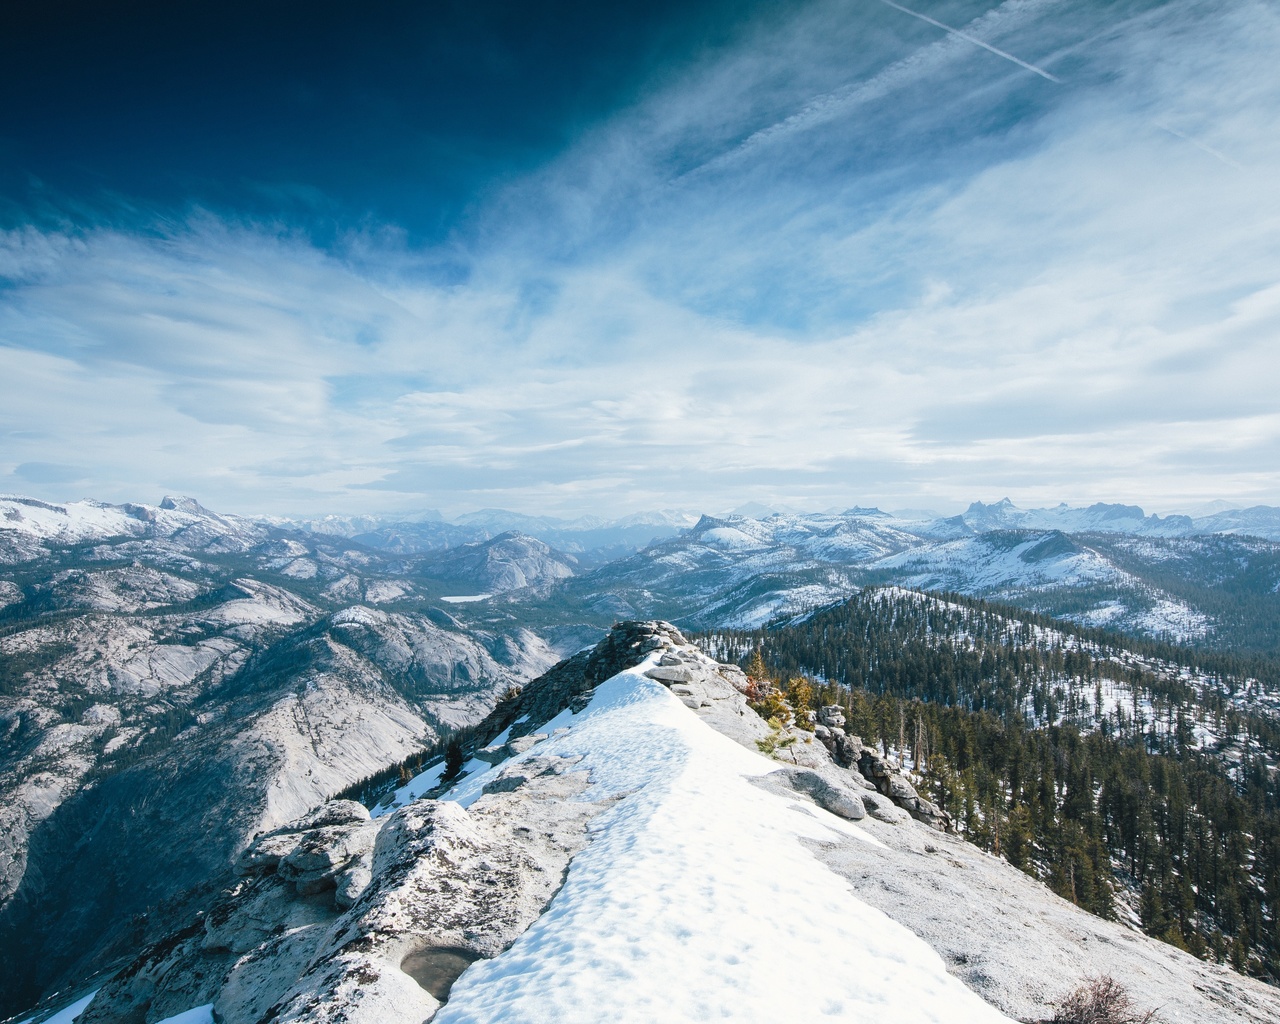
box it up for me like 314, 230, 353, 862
442, 740, 465, 782
1230, 934, 1249, 973
749, 686, 793, 725
785, 677, 815, 721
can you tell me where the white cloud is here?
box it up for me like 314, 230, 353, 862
2, 0, 1279, 516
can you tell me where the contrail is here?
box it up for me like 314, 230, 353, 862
877, 0, 1062, 83
1154, 124, 1243, 170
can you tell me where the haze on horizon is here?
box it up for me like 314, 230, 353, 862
2, 0, 1278, 520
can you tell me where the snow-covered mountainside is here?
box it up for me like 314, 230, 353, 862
416, 532, 577, 594
0, 495, 267, 564
554, 510, 920, 628
1193, 505, 1280, 540
864, 530, 1219, 642
0, 509, 560, 1017
27, 623, 1279, 1024
545, 507, 1280, 648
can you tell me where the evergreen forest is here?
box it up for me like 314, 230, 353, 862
697, 588, 1280, 980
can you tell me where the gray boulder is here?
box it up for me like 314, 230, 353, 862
769, 767, 867, 821
644, 665, 695, 684
856, 750, 953, 832
276, 823, 376, 895
506, 733, 547, 755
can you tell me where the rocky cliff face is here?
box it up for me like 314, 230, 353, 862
0, 543, 555, 1017
38, 622, 1280, 1024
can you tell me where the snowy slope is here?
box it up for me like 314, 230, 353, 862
433, 661, 1011, 1024
869, 530, 1116, 591
0, 495, 264, 562
51, 622, 1280, 1024
563, 508, 1244, 641
564, 510, 922, 627
1193, 505, 1280, 539
417, 532, 577, 593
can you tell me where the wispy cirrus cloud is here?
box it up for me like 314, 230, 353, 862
1, 0, 1278, 516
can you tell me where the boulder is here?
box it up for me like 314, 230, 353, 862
334, 860, 372, 911
716, 664, 752, 693
770, 767, 867, 821
277, 823, 377, 895
887, 775, 920, 803
236, 831, 304, 875
813, 722, 863, 768
910, 797, 953, 832
236, 800, 374, 875
506, 733, 547, 755
861, 790, 912, 824
645, 665, 695, 684
828, 732, 863, 769
291, 799, 370, 830
819, 705, 846, 729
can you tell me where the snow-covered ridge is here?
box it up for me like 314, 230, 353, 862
0, 494, 264, 563
51, 623, 1280, 1024
429, 662, 1009, 1024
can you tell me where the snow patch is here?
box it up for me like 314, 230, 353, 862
154, 1005, 214, 1024
700, 526, 764, 550
13, 989, 98, 1024
365, 580, 411, 603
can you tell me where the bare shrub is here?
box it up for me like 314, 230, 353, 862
1051, 976, 1160, 1024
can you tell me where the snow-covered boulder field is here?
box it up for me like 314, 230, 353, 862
28, 623, 1280, 1024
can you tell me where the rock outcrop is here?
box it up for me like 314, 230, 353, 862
853, 747, 953, 831
79, 751, 603, 1024
806, 705, 953, 831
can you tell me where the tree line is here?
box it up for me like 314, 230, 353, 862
697, 588, 1280, 980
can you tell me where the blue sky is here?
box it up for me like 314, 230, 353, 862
2, 0, 1278, 517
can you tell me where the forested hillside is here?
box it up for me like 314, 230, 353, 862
698, 588, 1280, 980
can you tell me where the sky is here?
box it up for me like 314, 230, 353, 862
1, 0, 1278, 518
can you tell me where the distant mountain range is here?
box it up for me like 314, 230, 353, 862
523, 506, 1280, 650
4, 493, 1280, 650
947, 497, 1280, 539
7, 492, 1279, 563
276, 505, 702, 564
